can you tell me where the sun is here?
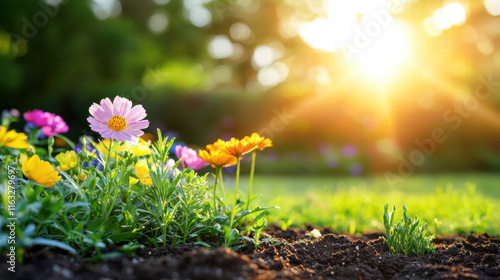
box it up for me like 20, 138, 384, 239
352, 21, 412, 84
298, 0, 413, 85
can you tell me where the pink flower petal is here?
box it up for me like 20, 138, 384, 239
55, 124, 69, 134
42, 127, 54, 138
113, 96, 132, 117
118, 131, 137, 142
125, 105, 147, 123
108, 131, 119, 141
89, 103, 111, 121
175, 145, 183, 159
100, 98, 114, 117
123, 129, 144, 137
127, 120, 149, 130
100, 130, 114, 139
89, 122, 108, 131
90, 125, 109, 135
87, 117, 106, 126
24, 111, 34, 123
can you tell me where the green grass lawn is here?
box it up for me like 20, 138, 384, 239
221, 173, 500, 236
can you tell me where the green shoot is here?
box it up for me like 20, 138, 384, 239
383, 203, 435, 256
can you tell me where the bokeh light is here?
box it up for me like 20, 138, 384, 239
485, 0, 500, 16
208, 35, 233, 59
148, 13, 169, 34
188, 6, 212, 28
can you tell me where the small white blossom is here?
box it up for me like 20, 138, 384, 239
306, 229, 322, 239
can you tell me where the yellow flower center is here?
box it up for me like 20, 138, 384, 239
108, 116, 127, 131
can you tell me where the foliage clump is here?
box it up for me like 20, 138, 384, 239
382, 203, 435, 256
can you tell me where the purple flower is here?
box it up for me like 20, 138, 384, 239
165, 159, 181, 179
175, 145, 208, 171
24, 109, 69, 138
2, 109, 20, 119
151, 159, 181, 182
9, 109, 20, 118
349, 162, 363, 176
74, 138, 103, 171
341, 144, 358, 158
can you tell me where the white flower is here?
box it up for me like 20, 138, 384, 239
306, 229, 322, 239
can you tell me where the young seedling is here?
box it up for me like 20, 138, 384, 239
382, 203, 435, 256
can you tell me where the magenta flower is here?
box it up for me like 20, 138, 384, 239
87, 96, 149, 142
175, 145, 208, 171
24, 109, 69, 138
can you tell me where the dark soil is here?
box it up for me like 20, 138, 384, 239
2, 226, 499, 279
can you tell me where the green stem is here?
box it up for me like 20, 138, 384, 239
72, 163, 83, 204
213, 166, 221, 208
102, 140, 113, 217
105, 170, 126, 220
47, 136, 54, 158
162, 225, 167, 247
104, 139, 114, 172
246, 151, 256, 210
229, 156, 241, 229
183, 212, 189, 243
219, 168, 225, 198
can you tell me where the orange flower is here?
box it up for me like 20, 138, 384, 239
206, 139, 225, 152
198, 149, 237, 168
244, 133, 273, 151
218, 138, 257, 157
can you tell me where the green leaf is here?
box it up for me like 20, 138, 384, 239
87, 252, 121, 263
109, 233, 137, 243
119, 243, 144, 255
194, 241, 211, 249
234, 206, 279, 224
148, 237, 160, 249
31, 238, 77, 254
22, 224, 36, 237
254, 210, 271, 222
87, 218, 105, 232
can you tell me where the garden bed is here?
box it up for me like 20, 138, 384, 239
2, 225, 499, 280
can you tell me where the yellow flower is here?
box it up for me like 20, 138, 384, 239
80, 171, 88, 181
198, 149, 237, 168
96, 139, 115, 157
21, 154, 61, 188
218, 137, 257, 157
129, 176, 139, 185
118, 138, 151, 157
244, 133, 273, 151
0, 126, 31, 149
73, 170, 88, 182
55, 150, 77, 171
97, 139, 152, 158
134, 159, 152, 185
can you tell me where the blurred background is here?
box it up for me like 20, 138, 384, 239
1, 0, 500, 176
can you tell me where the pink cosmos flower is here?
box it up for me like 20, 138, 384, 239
24, 109, 69, 138
87, 96, 149, 142
175, 145, 208, 171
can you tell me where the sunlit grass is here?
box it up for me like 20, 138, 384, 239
223, 174, 500, 236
